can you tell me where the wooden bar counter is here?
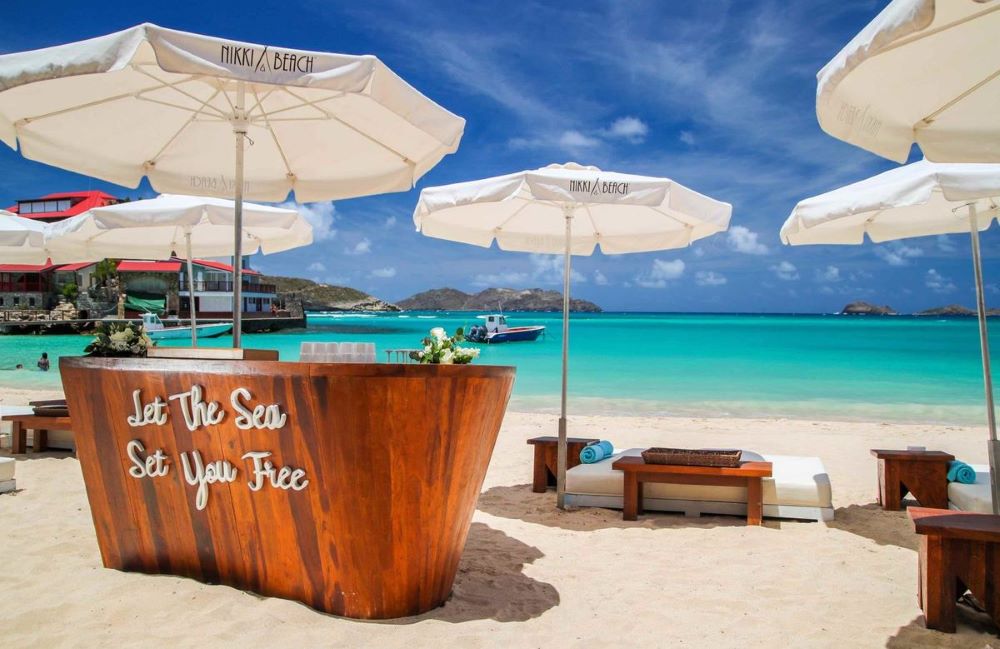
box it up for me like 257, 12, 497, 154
60, 356, 515, 619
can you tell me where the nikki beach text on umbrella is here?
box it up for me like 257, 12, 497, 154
219, 44, 315, 74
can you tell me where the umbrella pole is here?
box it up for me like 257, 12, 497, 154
231, 81, 247, 349
557, 205, 573, 509
967, 204, 999, 513
184, 231, 198, 348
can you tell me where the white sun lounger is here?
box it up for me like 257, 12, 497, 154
0, 456, 14, 494
948, 463, 993, 514
564, 448, 834, 522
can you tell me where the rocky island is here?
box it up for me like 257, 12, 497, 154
399, 287, 602, 312
916, 304, 1000, 316
264, 275, 400, 312
840, 301, 897, 315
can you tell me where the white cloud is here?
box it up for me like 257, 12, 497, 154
726, 226, 769, 255
692, 247, 706, 258
926, 268, 956, 293
816, 265, 841, 282
695, 270, 727, 286
529, 254, 586, 284
874, 242, 923, 266
558, 129, 600, 149
636, 258, 685, 288
307, 261, 326, 272
679, 130, 696, 146
282, 200, 336, 241
369, 267, 396, 279
345, 237, 372, 256
593, 269, 609, 286
383, 215, 398, 229
606, 116, 649, 143
472, 271, 529, 287
770, 261, 799, 281
936, 235, 958, 253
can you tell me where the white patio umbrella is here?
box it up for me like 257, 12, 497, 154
0, 211, 49, 263
816, 0, 1000, 163
46, 194, 310, 345
0, 23, 465, 346
781, 159, 1000, 511
414, 163, 732, 508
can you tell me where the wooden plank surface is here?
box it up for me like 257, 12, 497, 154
870, 449, 955, 461
612, 455, 773, 478
909, 507, 1000, 543
60, 356, 515, 619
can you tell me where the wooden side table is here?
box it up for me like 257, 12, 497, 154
2, 414, 74, 454
871, 449, 955, 510
611, 456, 773, 525
909, 507, 1000, 633
527, 435, 600, 492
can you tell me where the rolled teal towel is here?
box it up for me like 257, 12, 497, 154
947, 461, 977, 484
580, 440, 614, 464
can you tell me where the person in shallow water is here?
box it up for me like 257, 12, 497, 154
37, 353, 49, 371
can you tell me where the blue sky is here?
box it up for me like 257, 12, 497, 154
1, 0, 996, 312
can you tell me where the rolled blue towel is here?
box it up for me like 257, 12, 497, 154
580, 440, 614, 464
947, 461, 977, 484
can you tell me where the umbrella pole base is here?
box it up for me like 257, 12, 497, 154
989, 440, 1000, 515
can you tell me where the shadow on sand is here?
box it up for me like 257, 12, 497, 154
886, 613, 998, 647
827, 503, 920, 551
386, 522, 560, 624
476, 483, 783, 531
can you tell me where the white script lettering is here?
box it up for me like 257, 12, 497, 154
242, 451, 309, 492
127, 389, 168, 427
125, 440, 170, 479
168, 385, 224, 431
230, 388, 287, 430
180, 450, 238, 510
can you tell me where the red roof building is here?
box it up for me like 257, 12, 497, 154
7, 190, 123, 222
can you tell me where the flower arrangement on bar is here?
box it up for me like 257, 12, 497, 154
409, 327, 480, 364
84, 321, 155, 357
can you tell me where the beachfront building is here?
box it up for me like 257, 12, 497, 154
1, 190, 278, 316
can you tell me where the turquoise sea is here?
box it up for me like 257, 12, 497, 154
0, 312, 996, 425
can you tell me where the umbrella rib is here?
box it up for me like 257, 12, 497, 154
146, 87, 225, 165
250, 86, 294, 180
133, 68, 229, 119
15, 75, 182, 125
280, 87, 415, 168
878, 3, 1000, 54
582, 204, 600, 242
248, 92, 337, 121
490, 201, 534, 236
918, 67, 1000, 127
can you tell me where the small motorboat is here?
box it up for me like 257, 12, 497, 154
466, 314, 545, 344
140, 313, 232, 341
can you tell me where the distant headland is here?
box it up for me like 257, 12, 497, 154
840, 301, 1000, 316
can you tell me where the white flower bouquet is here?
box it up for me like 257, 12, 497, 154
409, 327, 480, 365
84, 321, 155, 357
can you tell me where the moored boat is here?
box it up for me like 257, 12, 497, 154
466, 314, 544, 344
140, 313, 232, 341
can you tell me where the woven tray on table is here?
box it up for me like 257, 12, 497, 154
641, 447, 742, 467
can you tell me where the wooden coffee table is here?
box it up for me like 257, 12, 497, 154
870, 449, 955, 510
527, 436, 599, 492
612, 456, 773, 525
909, 507, 1000, 632
1, 414, 73, 454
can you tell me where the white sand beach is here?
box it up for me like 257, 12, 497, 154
2, 393, 998, 649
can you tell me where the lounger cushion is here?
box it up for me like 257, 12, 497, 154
948, 464, 993, 513
565, 448, 833, 508
0, 456, 14, 482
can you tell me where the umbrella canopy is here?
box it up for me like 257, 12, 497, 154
816, 0, 1000, 163
781, 159, 1000, 512
46, 194, 310, 262
46, 194, 310, 346
0, 210, 49, 263
415, 163, 731, 254
415, 163, 732, 507
781, 159, 999, 244
0, 23, 465, 345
